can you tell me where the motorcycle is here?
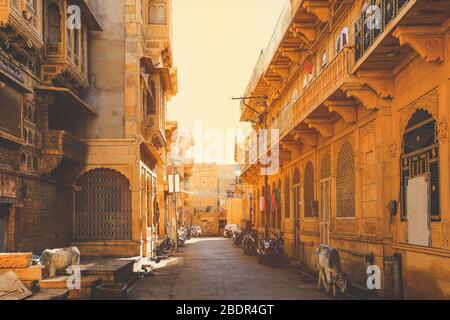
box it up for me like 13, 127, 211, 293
232, 229, 244, 247
256, 232, 286, 266
242, 230, 258, 256
177, 227, 187, 248
155, 235, 174, 257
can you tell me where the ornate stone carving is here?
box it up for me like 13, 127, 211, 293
324, 99, 357, 123
304, 119, 333, 138
399, 88, 439, 135
393, 26, 445, 63
438, 121, 448, 143
302, 0, 331, 23
341, 79, 380, 110
357, 71, 394, 99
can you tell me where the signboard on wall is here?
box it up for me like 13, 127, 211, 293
0, 174, 18, 199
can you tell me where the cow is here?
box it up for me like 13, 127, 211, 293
315, 244, 348, 297
39, 247, 80, 278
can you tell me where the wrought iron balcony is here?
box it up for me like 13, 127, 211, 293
270, 47, 352, 139
354, 0, 410, 62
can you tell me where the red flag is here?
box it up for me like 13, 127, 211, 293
303, 60, 314, 74
272, 193, 276, 214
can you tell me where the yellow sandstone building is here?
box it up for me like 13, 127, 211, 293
239, 0, 450, 299
71, 0, 177, 258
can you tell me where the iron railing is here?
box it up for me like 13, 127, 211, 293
354, 0, 410, 62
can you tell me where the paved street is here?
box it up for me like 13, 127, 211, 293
128, 237, 333, 300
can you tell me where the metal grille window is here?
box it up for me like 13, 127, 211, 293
304, 161, 316, 217
336, 142, 356, 217
321, 153, 331, 180
75, 169, 132, 241
401, 109, 440, 221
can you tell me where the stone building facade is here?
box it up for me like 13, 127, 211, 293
74, 0, 178, 258
238, 0, 450, 299
0, 0, 177, 260
0, 0, 100, 254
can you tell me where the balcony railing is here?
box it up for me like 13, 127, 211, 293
354, 0, 410, 62
269, 47, 352, 139
241, 0, 303, 110
45, 130, 88, 163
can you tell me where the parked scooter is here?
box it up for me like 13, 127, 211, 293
242, 230, 258, 256
256, 232, 286, 266
177, 226, 187, 248
232, 229, 244, 247
155, 235, 174, 257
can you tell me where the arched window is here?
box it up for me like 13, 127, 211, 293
336, 141, 356, 217
47, 3, 61, 43
401, 109, 440, 222
336, 27, 349, 53
304, 161, 316, 217
75, 169, 132, 241
284, 176, 290, 218
149, 0, 166, 24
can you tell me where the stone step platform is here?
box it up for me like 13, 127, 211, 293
40, 276, 102, 300
80, 258, 138, 284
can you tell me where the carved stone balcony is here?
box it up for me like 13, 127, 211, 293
354, 0, 450, 72
270, 47, 353, 140
0, 0, 43, 49
43, 130, 87, 173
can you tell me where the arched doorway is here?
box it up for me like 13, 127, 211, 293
75, 169, 132, 241
401, 109, 440, 247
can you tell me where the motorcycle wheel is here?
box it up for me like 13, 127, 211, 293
257, 255, 264, 264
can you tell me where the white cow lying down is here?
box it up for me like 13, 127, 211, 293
39, 247, 80, 278
315, 244, 348, 297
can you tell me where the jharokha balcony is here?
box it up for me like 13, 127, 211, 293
43, 130, 88, 176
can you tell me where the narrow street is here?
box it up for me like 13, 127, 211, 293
128, 238, 333, 300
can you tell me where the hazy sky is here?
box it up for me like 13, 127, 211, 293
168, 0, 286, 164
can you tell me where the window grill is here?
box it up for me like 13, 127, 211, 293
336, 141, 356, 217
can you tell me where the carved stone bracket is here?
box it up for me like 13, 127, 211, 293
324, 99, 357, 123
393, 26, 445, 63
292, 130, 318, 148
269, 66, 289, 79
357, 71, 394, 99
280, 49, 305, 63
304, 119, 333, 138
292, 22, 318, 42
42, 155, 63, 175
341, 80, 380, 110
263, 77, 282, 91
301, 0, 331, 23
